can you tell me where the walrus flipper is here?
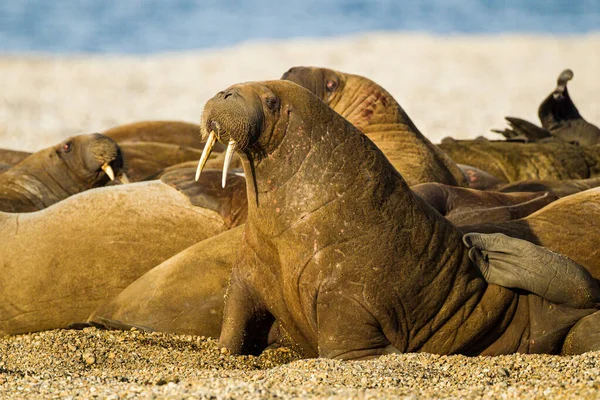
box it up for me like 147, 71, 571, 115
491, 117, 552, 142
463, 233, 600, 309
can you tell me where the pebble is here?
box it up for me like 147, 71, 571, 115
0, 328, 598, 398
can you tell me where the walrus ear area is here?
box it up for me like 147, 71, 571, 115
264, 95, 280, 112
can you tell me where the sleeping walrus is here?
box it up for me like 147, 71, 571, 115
194, 80, 598, 359
0, 170, 247, 336
0, 134, 124, 212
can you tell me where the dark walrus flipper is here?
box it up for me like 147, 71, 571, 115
538, 69, 600, 146
491, 117, 552, 142
463, 232, 600, 309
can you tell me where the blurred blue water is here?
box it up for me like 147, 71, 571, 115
0, 0, 598, 53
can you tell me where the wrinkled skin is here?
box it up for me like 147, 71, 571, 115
462, 187, 600, 280
0, 134, 124, 212
438, 140, 600, 182
412, 183, 557, 226
0, 170, 247, 336
493, 69, 600, 146
198, 80, 596, 360
282, 66, 467, 187
464, 233, 600, 309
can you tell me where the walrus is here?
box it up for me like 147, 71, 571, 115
461, 187, 600, 280
412, 183, 557, 226
0, 134, 124, 212
195, 80, 598, 359
492, 69, 600, 146
458, 164, 507, 190
281, 66, 467, 187
0, 170, 247, 336
438, 139, 600, 182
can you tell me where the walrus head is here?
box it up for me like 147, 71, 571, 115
196, 82, 293, 188
53, 133, 126, 187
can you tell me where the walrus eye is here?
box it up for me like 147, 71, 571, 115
265, 96, 279, 111
62, 142, 72, 153
326, 80, 338, 92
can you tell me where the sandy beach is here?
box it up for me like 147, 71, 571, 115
1, 33, 600, 398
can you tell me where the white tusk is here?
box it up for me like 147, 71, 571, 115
222, 140, 237, 188
195, 130, 217, 182
101, 163, 115, 181
118, 172, 130, 184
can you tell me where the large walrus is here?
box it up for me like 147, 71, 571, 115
0, 170, 247, 336
492, 69, 600, 146
438, 139, 600, 182
281, 66, 467, 187
193, 80, 598, 359
0, 134, 124, 212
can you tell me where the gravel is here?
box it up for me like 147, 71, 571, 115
1, 327, 598, 399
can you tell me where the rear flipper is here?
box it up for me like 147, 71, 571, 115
491, 117, 552, 142
463, 233, 600, 309
562, 310, 600, 355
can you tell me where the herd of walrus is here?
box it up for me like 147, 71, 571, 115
1, 66, 599, 360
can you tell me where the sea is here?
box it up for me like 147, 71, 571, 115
0, 0, 599, 54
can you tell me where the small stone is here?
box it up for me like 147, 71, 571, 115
496, 367, 510, 377
82, 352, 96, 365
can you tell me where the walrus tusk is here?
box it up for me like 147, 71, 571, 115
195, 130, 217, 181
118, 172, 130, 184
101, 163, 115, 181
222, 140, 236, 188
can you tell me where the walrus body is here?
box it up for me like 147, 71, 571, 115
462, 187, 600, 280
282, 67, 467, 187
438, 140, 600, 182
88, 226, 244, 337
412, 183, 557, 226
0, 134, 124, 212
0, 171, 247, 336
195, 80, 597, 360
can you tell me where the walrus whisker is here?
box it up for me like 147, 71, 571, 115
101, 163, 115, 181
195, 130, 217, 182
222, 140, 237, 188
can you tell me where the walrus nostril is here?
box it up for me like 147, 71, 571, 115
224, 92, 233, 99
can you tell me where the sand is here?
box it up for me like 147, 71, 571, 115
0, 33, 599, 151
1, 33, 599, 398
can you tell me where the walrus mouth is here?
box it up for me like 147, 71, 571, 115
195, 129, 237, 188
101, 162, 116, 180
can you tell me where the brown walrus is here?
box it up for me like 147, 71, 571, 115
438, 139, 600, 182
492, 69, 600, 146
412, 183, 557, 226
0, 134, 124, 212
461, 187, 600, 280
281, 66, 467, 187
195, 80, 598, 359
0, 170, 247, 336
